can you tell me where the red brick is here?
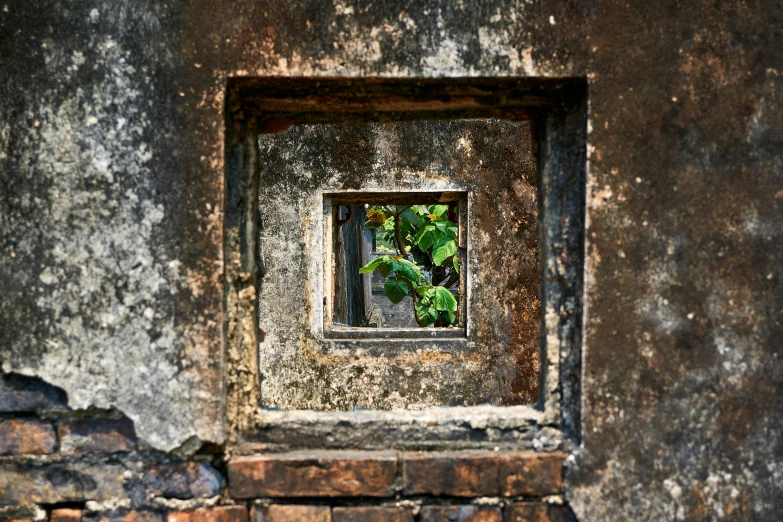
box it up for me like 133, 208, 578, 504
332, 506, 412, 522
499, 453, 566, 496
51, 509, 82, 522
167, 507, 248, 522
419, 506, 502, 522
0, 461, 127, 504
251, 505, 330, 522
144, 462, 222, 499
58, 418, 137, 455
402, 452, 565, 497
504, 503, 570, 522
228, 452, 397, 498
0, 419, 55, 455
83, 511, 163, 522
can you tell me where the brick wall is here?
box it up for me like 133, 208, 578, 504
0, 407, 571, 522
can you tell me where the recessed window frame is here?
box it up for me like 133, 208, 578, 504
223, 77, 587, 447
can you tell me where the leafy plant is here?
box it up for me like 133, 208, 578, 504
360, 204, 460, 327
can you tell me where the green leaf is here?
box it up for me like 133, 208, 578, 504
384, 277, 409, 304
412, 205, 430, 215
433, 286, 457, 312
415, 303, 439, 326
440, 310, 457, 326
432, 237, 457, 266
395, 259, 421, 283
400, 207, 422, 226
360, 256, 397, 276
378, 258, 395, 277
428, 204, 449, 218
433, 221, 457, 238
399, 220, 416, 248
452, 255, 460, 273
359, 256, 385, 274
415, 225, 441, 251
414, 284, 431, 297
382, 217, 395, 231
421, 287, 436, 306
434, 220, 455, 233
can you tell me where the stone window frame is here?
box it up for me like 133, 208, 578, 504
223, 77, 586, 448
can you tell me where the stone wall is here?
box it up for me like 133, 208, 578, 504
1, 0, 781, 520
0, 374, 571, 520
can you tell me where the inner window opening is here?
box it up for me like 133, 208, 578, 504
330, 196, 465, 331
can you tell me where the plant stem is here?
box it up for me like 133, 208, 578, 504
392, 206, 423, 326
392, 206, 410, 261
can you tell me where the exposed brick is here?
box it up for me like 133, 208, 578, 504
419, 506, 502, 522
58, 418, 137, 455
402, 452, 565, 497
83, 511, 163, 522
0, 419, 56, 455
332, 506, 412, 522
500, 453, 566, 497
50, 509, 82, 522
228, 452, 397, 498
144, 462, 222, 499
504, 504, 570, 522
251, 505, 330, 522
167, 507, 247, 522
0, 461, 127, 504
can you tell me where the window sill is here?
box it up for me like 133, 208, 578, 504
237, 404, 568, 454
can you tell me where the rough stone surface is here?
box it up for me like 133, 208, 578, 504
255, 119, 540, 410
565, 3, 783, 521
0, 0, 581, 451
0, 2, 225, 452
237, 406, 563, 453
143, 462, 222, 500
251, 506, 331, 522
0, 0, 780, 519
0, 419, 56, 455
419, 506, 502, 522
0, 505, 46, 522
402, 451, 565, 497
228, 452, 397, 498
332, 506, 412, 522
58, 418, 137, 455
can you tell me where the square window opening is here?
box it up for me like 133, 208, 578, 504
224, 78, 586, 448
325, 192, 467, 339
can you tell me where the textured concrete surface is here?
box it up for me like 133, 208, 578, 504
1, 0, 781, 519
255, 119, 540, 410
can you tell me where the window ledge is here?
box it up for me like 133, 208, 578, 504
236, 405, 569, 454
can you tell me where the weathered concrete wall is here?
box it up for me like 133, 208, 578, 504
568, 2, 783, 520
1, 0, 781, 520
0, 1, 225, 452
0, 0, 582, 453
